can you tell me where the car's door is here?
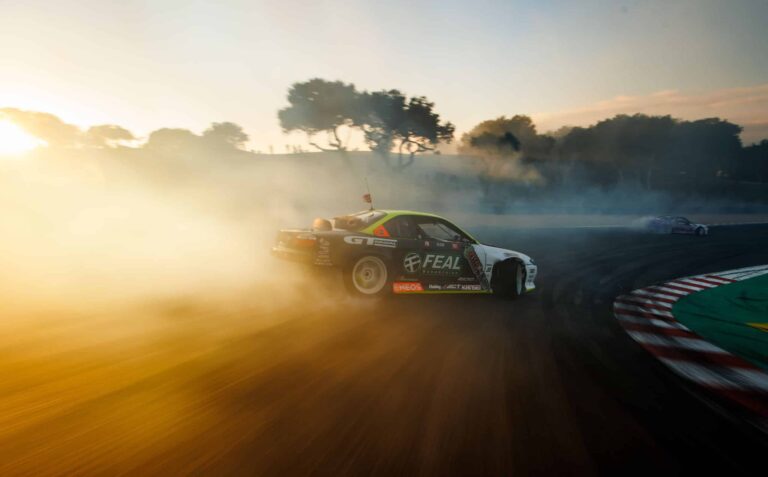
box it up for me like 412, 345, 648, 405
374, 215, 424, 291
409, 217, 483, 291
673, 217, 692, 234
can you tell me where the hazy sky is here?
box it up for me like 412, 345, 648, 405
1, 0, 767, 149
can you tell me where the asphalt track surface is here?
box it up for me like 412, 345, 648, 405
2, 225, 768, 475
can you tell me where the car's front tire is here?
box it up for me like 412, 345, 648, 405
492, 259, 525, 299
695, 227, 706, 236
344, 255, 391, 297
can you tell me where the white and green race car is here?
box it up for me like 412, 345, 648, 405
272, 209, 537, 298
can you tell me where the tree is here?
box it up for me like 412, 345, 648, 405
460, 115, 554, 165
357, 91, 454, 170
145, 128, 199, 152
278, 78, 359, 151
557, 114, 743, 189
459, 116, 551, 198
277, 80, 455, 170
0, 107, 80, 147
737, 140, 768, 183
558, 114, 676, 187
672, 118, 742, 184
202, 122, 249, 150
395, 96, 455, 169
358, 89, 408, 156
84, 124, 136, 148
469, 131, 521, 154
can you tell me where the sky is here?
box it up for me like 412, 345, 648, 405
1, 0, 767, 150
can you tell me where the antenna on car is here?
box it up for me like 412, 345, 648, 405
363, 177, 374, 210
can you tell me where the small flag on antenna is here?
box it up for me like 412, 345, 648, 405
363, 193, 372, 204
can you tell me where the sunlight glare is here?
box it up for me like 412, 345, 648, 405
0, 120, 43, 156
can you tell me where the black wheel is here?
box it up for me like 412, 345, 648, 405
492, 260, 525, 299
695, 227, 705, 236
344, 255, 391, 297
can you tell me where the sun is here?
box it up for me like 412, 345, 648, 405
0, 120, 43, 156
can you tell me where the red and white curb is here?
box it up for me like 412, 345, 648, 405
613, 265, 768, 420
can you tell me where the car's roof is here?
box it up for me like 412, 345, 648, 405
376, 209, 445, 219
356, 209, 478, 243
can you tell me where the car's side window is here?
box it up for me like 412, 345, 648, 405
382, 216, 418, 239
414, 218, 469, 242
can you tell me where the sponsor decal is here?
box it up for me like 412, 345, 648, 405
393, 282, 424, 293
403, 252, 421, 273
403, 253, 465, 276
313, 238, 332, 266
457, 276, 476, 282
451, 243, 461, 251
464, 246, 490, 289
422, 253, 463, 276
527, 266, 537, 282
427, 283, 484, 291
343, 235, 397, 248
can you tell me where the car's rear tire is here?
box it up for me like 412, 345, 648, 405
492, 260, 525, 299
344, 255, 390, 297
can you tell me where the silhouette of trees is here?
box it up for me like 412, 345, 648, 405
736, 140, 768, 183
468, 132, 521, 154
278, 79, 455, 169
202, 122, 249, 150
392, 96, 454, 169
5, 101, 764, 201
558, 114, 743, 189
145, 128, 199, 152
84, 125, 136, 148
358, 89, 408, 157
144, 123, 249, 154
278, 79, 359, 151
0, 107, 80, 147
460, 115, 554, 161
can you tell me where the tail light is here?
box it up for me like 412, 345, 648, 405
294, 233, 317, 248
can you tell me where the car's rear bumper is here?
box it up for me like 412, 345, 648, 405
271, 246, 313, 263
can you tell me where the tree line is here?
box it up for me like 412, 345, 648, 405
2, 79, 768, 194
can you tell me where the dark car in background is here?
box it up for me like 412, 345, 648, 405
647, 216, 709, 235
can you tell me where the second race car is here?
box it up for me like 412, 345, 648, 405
646, 216, 709, 235
272, 209, 537, 298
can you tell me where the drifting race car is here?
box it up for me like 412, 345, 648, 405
272, 209, 537, 297
646, 216, 709, 235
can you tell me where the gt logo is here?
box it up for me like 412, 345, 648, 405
403, 252, 421, 273
343, 236, 397, 248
